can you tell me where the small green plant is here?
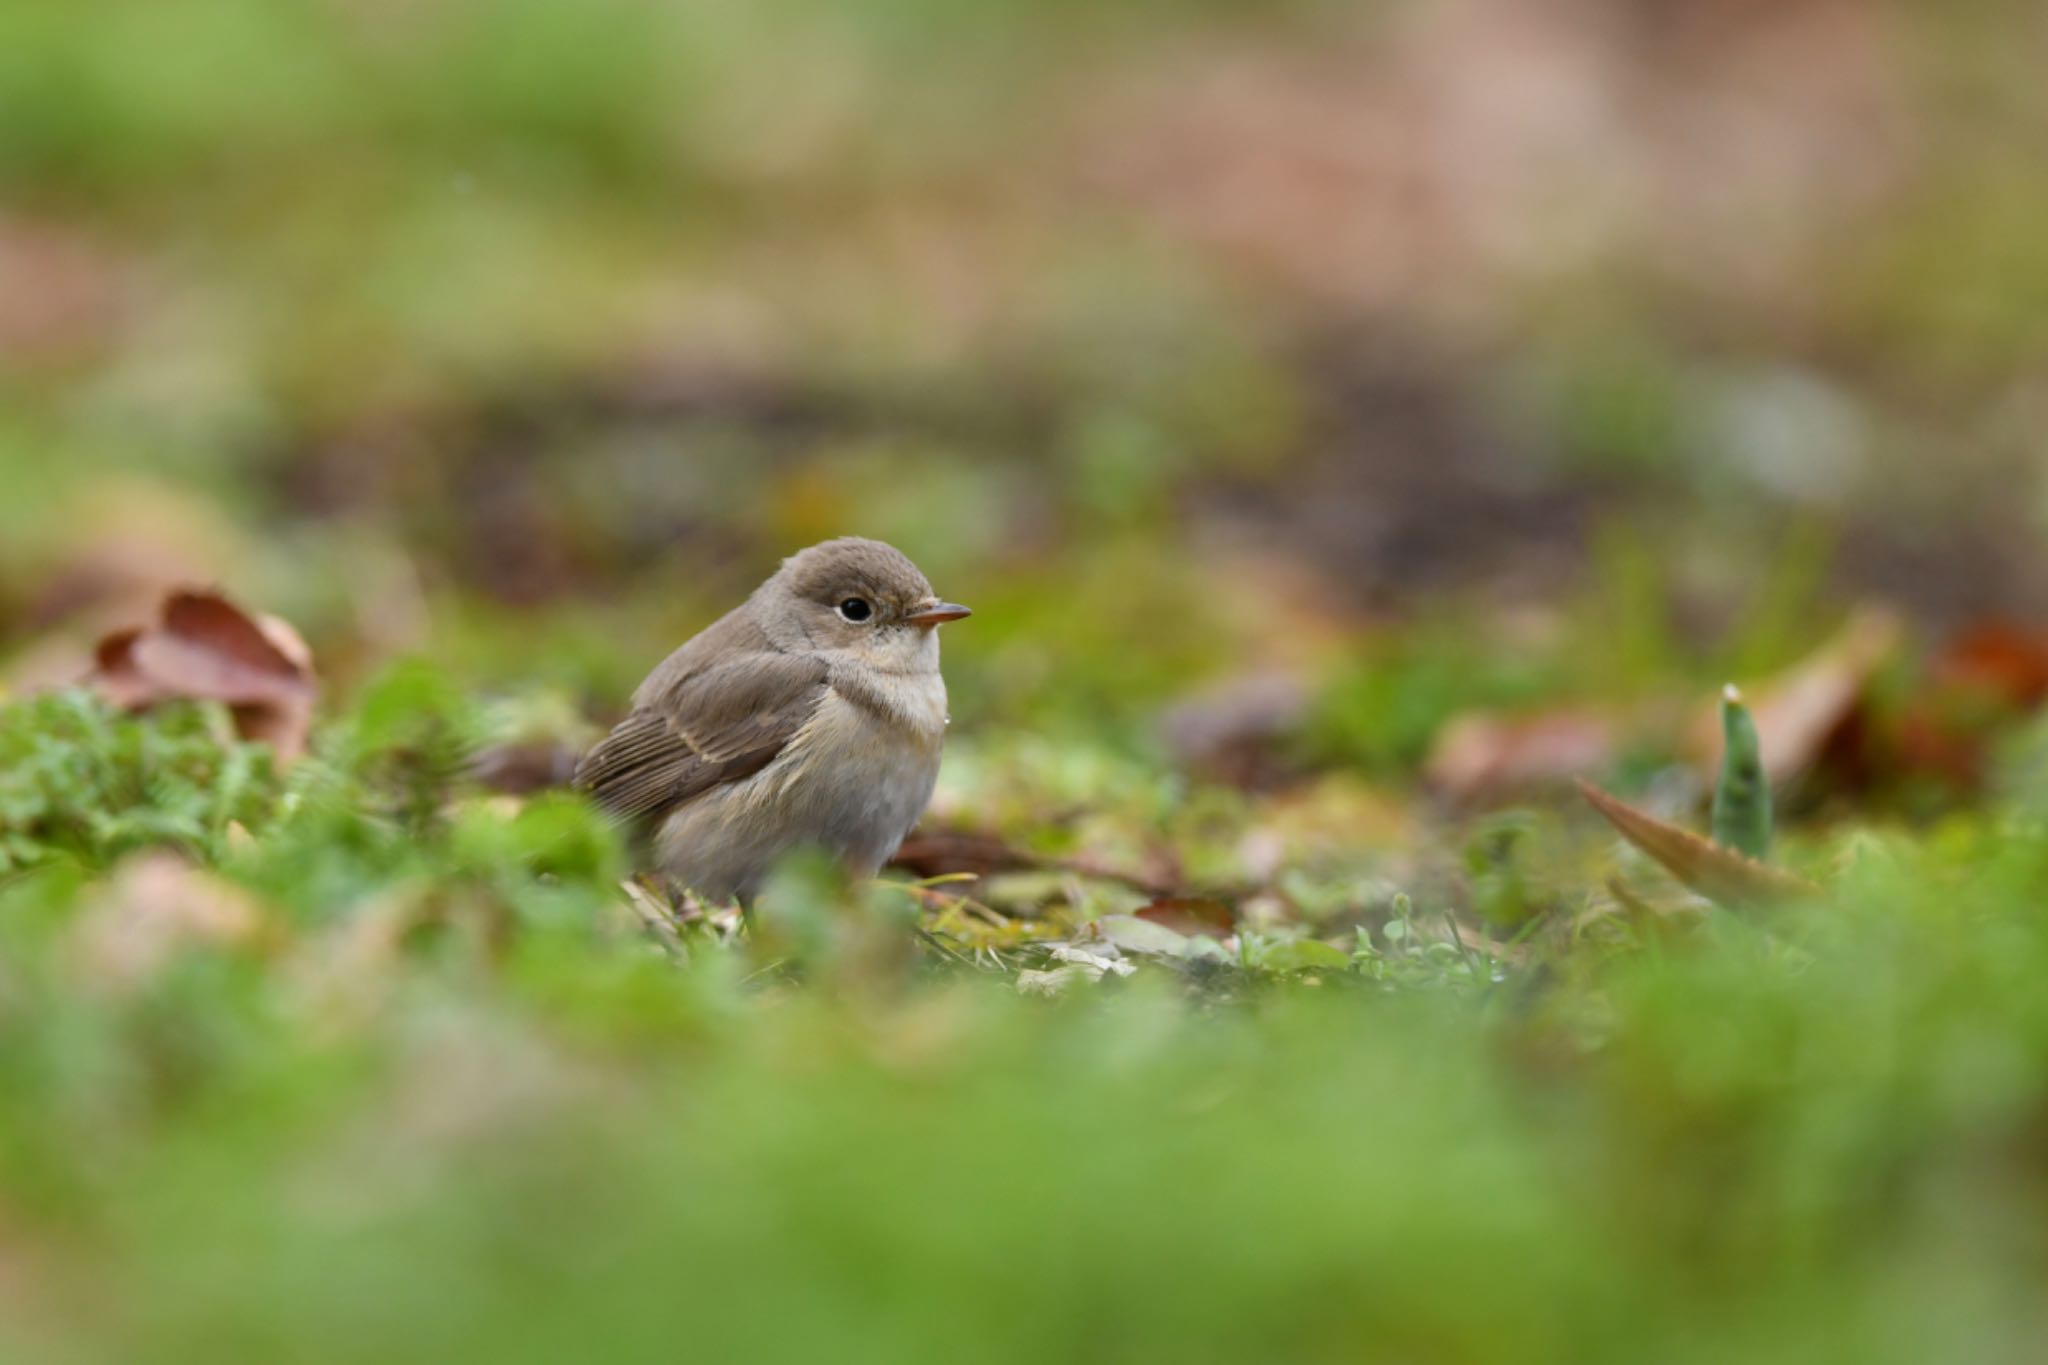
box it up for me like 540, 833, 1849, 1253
1711, 684, 1772, 859
0, 691, 281, 874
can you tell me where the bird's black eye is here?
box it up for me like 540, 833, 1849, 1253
837, 597, 873, 623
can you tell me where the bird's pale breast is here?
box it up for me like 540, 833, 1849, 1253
653, 669, 947, 901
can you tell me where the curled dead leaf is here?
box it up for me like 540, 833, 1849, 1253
88, 588, 318, 759
89, 627, 152, 709
1576, 780, 1821, 909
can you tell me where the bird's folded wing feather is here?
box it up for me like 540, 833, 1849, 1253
575, 651, 830, 823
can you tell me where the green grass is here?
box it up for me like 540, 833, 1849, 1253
3, 685, 2048, 1363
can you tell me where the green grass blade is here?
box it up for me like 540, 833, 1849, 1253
1712, 684, 1772, 859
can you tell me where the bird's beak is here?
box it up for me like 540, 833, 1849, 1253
904, 599, 972, 628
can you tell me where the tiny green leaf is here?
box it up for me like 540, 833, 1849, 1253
1711, 685, 1772, 860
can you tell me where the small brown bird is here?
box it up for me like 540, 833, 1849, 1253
576, 538, 970, 902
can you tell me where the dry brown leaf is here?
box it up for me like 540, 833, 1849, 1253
88, 588, 319, 760
136, 591, 313, 694
1426, 708, 1620, 803
1896, 622, 2048, 787
889, 830, 1038, 882
1688, 605, 1902, 786
1577, 779, 1822, 909
89, 627, 152, 708
1134, 897, 1236, 938
1930, 622, 2048, 710
890, 828, 1178, 898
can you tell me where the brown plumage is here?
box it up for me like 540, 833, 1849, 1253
575, 538, 969, 901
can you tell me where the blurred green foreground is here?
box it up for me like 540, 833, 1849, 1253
4, 689, 2048, 1364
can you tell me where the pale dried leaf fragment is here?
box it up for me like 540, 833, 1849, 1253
1049, 942, 1137, 977
619, 878, 689, 961
1015, 943, 1138, 995
1016, 966, 1097, 997
1094, 914, 1202, 959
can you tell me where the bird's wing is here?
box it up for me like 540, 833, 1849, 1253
574, 650, 830, 824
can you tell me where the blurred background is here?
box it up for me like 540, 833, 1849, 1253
4, 0, 2046, 788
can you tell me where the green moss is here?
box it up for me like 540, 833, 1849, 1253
0, 693, 280, 874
